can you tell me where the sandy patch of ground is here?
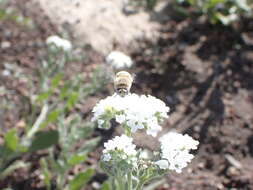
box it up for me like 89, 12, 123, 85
33, 0, 161, 54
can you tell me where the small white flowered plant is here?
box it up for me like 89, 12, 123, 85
106, 51, 133, 69
92, 71, 199, 189
46, 35, 72, 51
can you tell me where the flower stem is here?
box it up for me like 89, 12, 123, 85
135, 178, 148, 190
27, 104, 49, 139
111, 178, 117, 190
135, 182, 145, 190
127, 172, 132, 190
116, 175, 125, 190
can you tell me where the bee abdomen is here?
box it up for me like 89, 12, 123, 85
116, 87, 128, 97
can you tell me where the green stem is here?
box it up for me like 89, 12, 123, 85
0, 160, 30, 180
135, 176, 151, 190
144, 178, 167, 190
117, 176, 125, 190
56, 175, 62, 190
109, 177, 117, 190
135, 180, 147, 190
127, 172, 132, 190
26, 103, 49, 139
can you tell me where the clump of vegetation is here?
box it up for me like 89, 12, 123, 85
0, 36, 110, 190
0, 0, 34, 27
176, 0, 252, 25
130, 0, 252, 25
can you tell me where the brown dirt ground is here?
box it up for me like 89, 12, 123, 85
1, 0, 253, 190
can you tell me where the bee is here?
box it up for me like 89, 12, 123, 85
114, 71, 134, 97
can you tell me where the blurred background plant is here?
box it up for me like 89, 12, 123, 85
33, 42, 106, 190
122, 0, 158, 13
0, 0, 33, 27
129, 0, 252, 25
175, 0, 252, 25
0, 35, 110, 189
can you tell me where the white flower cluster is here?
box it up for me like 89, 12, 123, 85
156, 132, 199, 173
46, 35, 72, 51
102, 135, 137, 162
92, 93, 169, 137
106, 51, 133, 69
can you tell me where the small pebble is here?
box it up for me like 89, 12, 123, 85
2, 70, 11, 76
1, 41, 11, 49
92, 182, 101, 189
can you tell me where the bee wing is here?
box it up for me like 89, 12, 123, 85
108, 72, 115, 83
100, 65, 115, 83
131, 73, 136, 82
130, 72, 141, 90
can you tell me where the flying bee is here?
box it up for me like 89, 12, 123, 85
114, 71, 134, 97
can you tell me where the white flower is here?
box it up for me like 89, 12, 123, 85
115, 114, 126, 124
92, 93, 169, 137
102, 135, 137, 161
102, 153, 112, 162
97, 119, 104, 128
155, 160, 169, 170
139, 150, 149, 159
106, 51, 133, 69
46, 35, 72, 51
166, 150, 194, 173
146, 118, 161, 137
160, 132, 199, 151
159, 132, 199, 173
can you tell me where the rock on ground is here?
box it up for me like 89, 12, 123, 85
33, 0, 160, 54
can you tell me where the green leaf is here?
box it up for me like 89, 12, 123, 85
55, 159, 67, 173
70, 123, 93, 140
40, 158, 51, 190
4, 129, 18, 151
67, 92, 79, 109
146, 0, 157, 10
0, 145, 11, 158
67, 154, 87, 166
0, 145, 4, 157
173, 5, 190, 17
78, 137, 100, 155
36, 91, 52, 102
51, 73, 62, 88
29, 130, 59, 152
209, 0, 225, 8
47, 110, 61, 123
99, 182, 110, 190
69, 168, 94, 190
60, 84, 69, 99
